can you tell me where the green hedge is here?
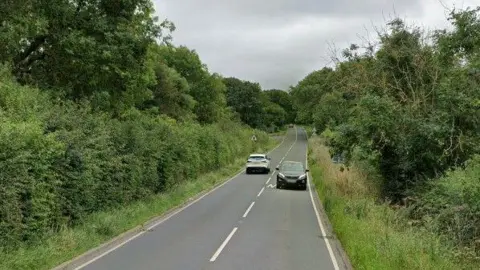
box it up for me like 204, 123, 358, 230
0, 74, 270, 250
411, 155, 480, 256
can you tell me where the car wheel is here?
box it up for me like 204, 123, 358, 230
276, 179, 281, 189
301, 184, 307, 190
246, 168, 250, 174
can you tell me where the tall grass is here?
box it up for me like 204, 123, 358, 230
308, 136, 479, 270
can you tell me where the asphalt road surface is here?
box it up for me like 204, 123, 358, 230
70, 128, 344, 270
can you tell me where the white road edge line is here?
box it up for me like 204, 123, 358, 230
209, 227, 238, 262
305, 128, 340, 270
266, 177, 271, 184
257, 187, 265, 197
71, 132, 289, 270
242, 202, 255, 218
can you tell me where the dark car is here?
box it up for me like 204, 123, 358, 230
275, 161, 308, 190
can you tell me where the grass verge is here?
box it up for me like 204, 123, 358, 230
0, 136, 281, 270
308, 136, 479, 270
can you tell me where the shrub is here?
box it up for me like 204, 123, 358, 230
0, 75, 271, 250
411, 155, 480, 252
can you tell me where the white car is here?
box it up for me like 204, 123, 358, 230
246, 153, 271, 174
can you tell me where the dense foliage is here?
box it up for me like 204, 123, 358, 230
0, 1, 294, 251
1, 0, 165, 113
291, 8, 480, 253
223, 77, 295, 131
0, 70, 271, 248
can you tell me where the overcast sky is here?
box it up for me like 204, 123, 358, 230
153, 0, 478, 89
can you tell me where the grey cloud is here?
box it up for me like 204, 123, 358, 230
153, 0, 427, 89
170, 0, 421, 19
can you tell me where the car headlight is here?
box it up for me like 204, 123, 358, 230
298, 174, 306, 179
278, 173, 285, 178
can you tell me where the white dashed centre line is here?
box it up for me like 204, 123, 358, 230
210, 128, 299, 264
209, 227, 238, 262
257, 187, 265, 197
242, 202, 255, 218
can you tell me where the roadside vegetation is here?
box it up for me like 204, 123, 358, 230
0, 155, 281, 270
4, 1, 479, 269
309, 138, 466, 270
0, 1, 294, 269
297, 7, 480, 269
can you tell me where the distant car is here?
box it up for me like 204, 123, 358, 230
276, 161, 309, 190
288, 124, 294, 128
246, 153, 271, 174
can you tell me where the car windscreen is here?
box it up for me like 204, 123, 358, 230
249, 155, 265, 160
281, 163, 303, 171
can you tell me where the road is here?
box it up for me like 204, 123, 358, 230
67, 128, 345, 270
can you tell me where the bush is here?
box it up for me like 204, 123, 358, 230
308, 137, 477, 269
0, 75, 270, 250
411, 155, 480, 252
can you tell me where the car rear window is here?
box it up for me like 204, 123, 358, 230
249, 155, 265, 159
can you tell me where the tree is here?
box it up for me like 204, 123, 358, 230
223, 77, 265, 128
262, 100, 287, 129
263, 89, 296, 124
289, 67, 335, 124
0, 0, 172, 113
155, 45, 227, 123
142, 63, 196, 121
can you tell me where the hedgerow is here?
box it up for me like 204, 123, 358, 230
0, 70, 270, 250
